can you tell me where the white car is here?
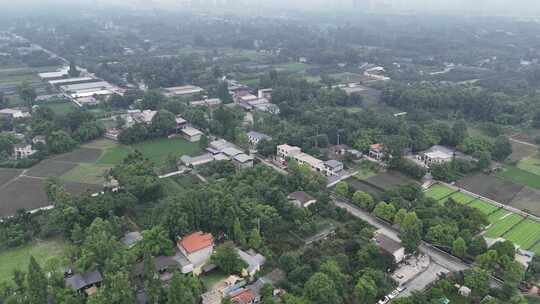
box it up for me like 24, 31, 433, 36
378, 296, 390, 304
389, 290, 400, 299
396, 286, 406, 292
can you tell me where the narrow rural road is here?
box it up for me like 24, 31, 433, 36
509, 137, 537, 148
333, 197, 469, 272
332, 196, 473, 297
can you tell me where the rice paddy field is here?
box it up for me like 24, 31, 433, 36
425, 184, 540, 254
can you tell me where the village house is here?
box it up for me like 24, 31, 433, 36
288, 191, 317, 208
233, 153, 254, 169
177, 231, 214, 275
65, 270, 103, 296
369, 143, 384, 161
104, 128, 121, 141
257, 88, 272, 100
133, 255, 181, 282
417, 145, 455, 166
0, 108, 30, 119
247, 131, 272, 146
373, 232, 405, 263
12, 143, 37, 159
323, 159, 344, 176
182, 127, 203, 142
180, 154, 215, 168
190, 98, 222, 108
175, 115, 188, 130
32, 135, 46, 145
230, 288, 257, 304
163, 85, 204, 98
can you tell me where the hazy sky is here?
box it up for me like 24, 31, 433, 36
5, 0, 540, 16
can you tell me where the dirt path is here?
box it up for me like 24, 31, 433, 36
510, 137, 538, 148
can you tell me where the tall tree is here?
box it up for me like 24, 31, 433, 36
167, 272, 194, 304
140, 226, 173, 256
452, 237, 467, 258
211, 244, 247, 274
233, 218, 247, 247
304, 272, 341, 304
26, 256, 48, 303
17, 81, 37, 113
68, 61, 80, 77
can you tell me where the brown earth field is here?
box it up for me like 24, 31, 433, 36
456, 173, 523, 205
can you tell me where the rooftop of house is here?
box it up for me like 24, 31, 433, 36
178, 231, 214, 254
234, 153, 254, 163
423, 145, 455, 159
288, 191, 316, 205
181, 153, 214, 166
175, 116, 187, 124
133, 256, 178, 276
182, 127, 203, 137
247, 131, 271, 141
65, 270, 103, 291
374, 233, 403, 254
324, 159, 343, 169
294, 153, 323, 167
210, 139, 234, 151
222, 147, 244, 157
164, 85, 203, 95
230, 288, 256, 304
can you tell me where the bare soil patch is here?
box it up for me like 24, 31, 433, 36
25, 160, 77, 178
51, 148, 103, 163
456, 173, 523, 205
508, 187, 540, 217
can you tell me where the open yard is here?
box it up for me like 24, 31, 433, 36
503, 219, 540, 250
424, 184, 455, 201
98, 137, 201, 166
0, 239, 67, 283
485, 213, 524, 238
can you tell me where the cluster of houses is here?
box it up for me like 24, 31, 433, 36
180, 138, 254, 169
0, 109, 48, 160
39, 68, 123, 106
104, 109, 204, 143
276, 144, 344, 177
64, 230, 269, 304
229, 83, 279, 114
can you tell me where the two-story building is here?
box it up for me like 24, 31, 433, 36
177, 231, 214, 275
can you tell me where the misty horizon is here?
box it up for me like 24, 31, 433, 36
5, 0, 540, 18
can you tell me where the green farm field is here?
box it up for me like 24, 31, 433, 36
497, 165, 540, 190
97, 137, 201, 166
518, 155, 540, 176
443, 192, 476, 204
485, 213, 523, 238
424, 184, 455, 200
503, 219, 540, 250
0, 239, 67, 283
468, 199, 499, 215
488, 209, 511, 224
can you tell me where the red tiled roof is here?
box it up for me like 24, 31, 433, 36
370, 143, 383, 150
178, 231, 214, 254
231, 289, 255, 304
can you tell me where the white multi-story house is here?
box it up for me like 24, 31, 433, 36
177, 231, 214, 275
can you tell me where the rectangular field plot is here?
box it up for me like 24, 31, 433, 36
444, 192, 477, 204
488, 209, 512, 224
530, 242, 540, 255
485, 214, 524, 238
425, 185, 455, 200
468, 199, 499, 215
503, 219, 540, 250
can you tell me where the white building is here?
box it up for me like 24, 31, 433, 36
0, 108, 30, 119
417, 145, 455, 166
13, 144, 37, 159
237, 249, 266, 278
163, 85, 204, 98
247, 131, 272, 146
323, 160, 344, 176
233, 153, 254, 169
190, 98, 222, 107
277, 144, 302, 159
177, 232, 214, 275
